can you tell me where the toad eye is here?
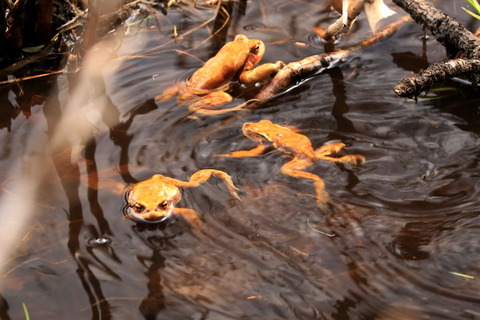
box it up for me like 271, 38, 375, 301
158, 200, 169, 210
132, 204, 145, 214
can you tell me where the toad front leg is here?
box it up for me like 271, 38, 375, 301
167, 169, 240, 226
169, 169, 241, 200
239, 61, 285, 84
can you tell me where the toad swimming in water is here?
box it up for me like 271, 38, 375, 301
125, 169, 240, 226
156, 34, 284, 116
216, 120, 365, 207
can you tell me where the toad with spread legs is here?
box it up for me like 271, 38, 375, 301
216, 120, 365, 207
125, 169, 240, 226
156, 34, 284, 116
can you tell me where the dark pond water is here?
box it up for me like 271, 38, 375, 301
1, 0, 480, 319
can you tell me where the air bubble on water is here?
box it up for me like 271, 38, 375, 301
417, 33, 432, 41
243, 23, 265, 31
88, 236, 112, 247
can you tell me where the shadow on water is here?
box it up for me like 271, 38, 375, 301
45, 72, 116, 318
1, 1, 480, 319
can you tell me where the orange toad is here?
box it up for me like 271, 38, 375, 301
156, 34, 284, 115
216, 120, 365, 207
125, 169, 240, 225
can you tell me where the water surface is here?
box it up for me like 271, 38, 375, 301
1, 1, 480, 319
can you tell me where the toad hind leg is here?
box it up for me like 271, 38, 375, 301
280, 158, 329, 208
188, 92, 252, 116
315, 142, 365, 165
155, 84, 180, 101
171, 169, 241, 200
215, 144, 267, 158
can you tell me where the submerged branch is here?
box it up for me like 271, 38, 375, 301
254, 50, 351, 103
254, 16, 410, 103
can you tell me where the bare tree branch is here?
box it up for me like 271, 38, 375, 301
392, 0, 480, 98
395, 59, 480, 98
392, 0, 480, 58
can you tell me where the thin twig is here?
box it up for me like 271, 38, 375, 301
0, 70, 65, 85
307, 215, 335, 237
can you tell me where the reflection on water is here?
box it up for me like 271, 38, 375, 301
1, 1, 480, 319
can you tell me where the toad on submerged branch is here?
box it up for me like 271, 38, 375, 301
216, 120, 365, 207
156, 34, 284, 116
125, 169, 240, 226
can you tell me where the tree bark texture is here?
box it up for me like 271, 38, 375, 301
392, 0, 480, 98
395, 59, 480, 98
392, 0, 480, 58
